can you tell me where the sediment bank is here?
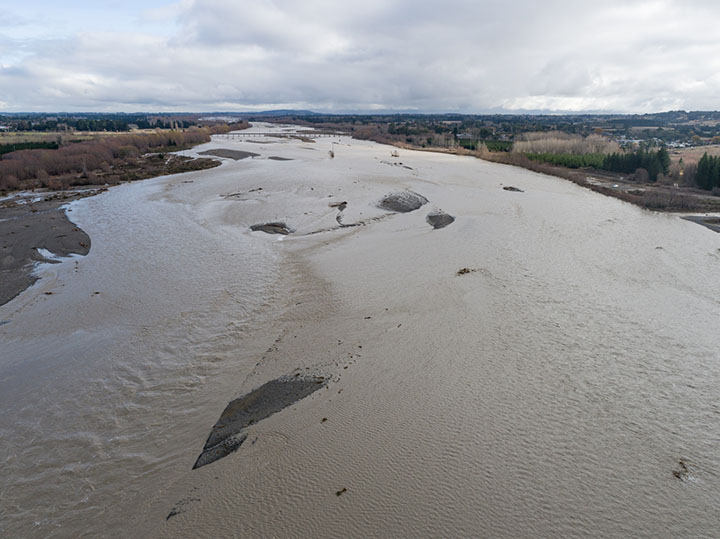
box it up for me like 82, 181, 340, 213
0, 150, 228, 306
0, 191, 99, 305
371, 138, 720, 213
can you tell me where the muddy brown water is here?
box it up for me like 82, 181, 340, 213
2, 124, 720, 538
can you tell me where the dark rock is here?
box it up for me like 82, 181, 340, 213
166, 497, 200, 520
426, 211, 455, 229
250, 222, 292, 235
198, 149, 259, 160
503, 186, 524, 192
378, 191, 428, 213
193, 433, 248, 470
193, 376, 326, 469
673, 459, 690, 481
329, 201, 348, 211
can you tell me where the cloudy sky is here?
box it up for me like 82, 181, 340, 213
2, 0, 720, 113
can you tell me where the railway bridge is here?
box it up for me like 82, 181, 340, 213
214, 131, 343, 139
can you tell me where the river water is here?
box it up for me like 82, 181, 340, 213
0, 126, 287, 536
1, 125, 720, 537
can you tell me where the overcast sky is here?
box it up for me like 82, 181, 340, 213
2, 0, 720, 113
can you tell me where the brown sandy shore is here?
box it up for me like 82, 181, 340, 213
0, 191, 100, 306
372, 139, 720, 215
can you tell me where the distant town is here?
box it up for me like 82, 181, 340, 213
4, 110, 720, 148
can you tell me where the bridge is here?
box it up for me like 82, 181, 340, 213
214, 131, 344, 139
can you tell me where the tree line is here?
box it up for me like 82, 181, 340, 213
602, 147, 671, 181
0, 141, 59, 156
525, 147, 671, 182
1, 115, 202, 133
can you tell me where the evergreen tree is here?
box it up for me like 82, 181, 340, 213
696, 153, 712, 190
657, 147, 671, 175
711, 156, 720, 190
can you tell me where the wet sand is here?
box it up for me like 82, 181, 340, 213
198, 149, 259, 160
157, 129, 720, 538
681, 214, 720, 233
0, 193, 96, 305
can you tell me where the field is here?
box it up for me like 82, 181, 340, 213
669, 144, 720, 164
0, 129, 181, 145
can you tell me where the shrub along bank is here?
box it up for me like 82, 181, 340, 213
0, 125, 237, 192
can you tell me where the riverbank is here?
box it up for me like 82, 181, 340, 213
0, 190, 99, 305
0, 124, 244, 193
0, 125, 238, 305
0, 153, 226, 307
477, 150, 720, 213
377, 139, 720, 214
271, 115, 720, 214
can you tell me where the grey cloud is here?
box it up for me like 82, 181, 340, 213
3, 0, 720, 112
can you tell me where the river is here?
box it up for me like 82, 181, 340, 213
1, 124, 719, 538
